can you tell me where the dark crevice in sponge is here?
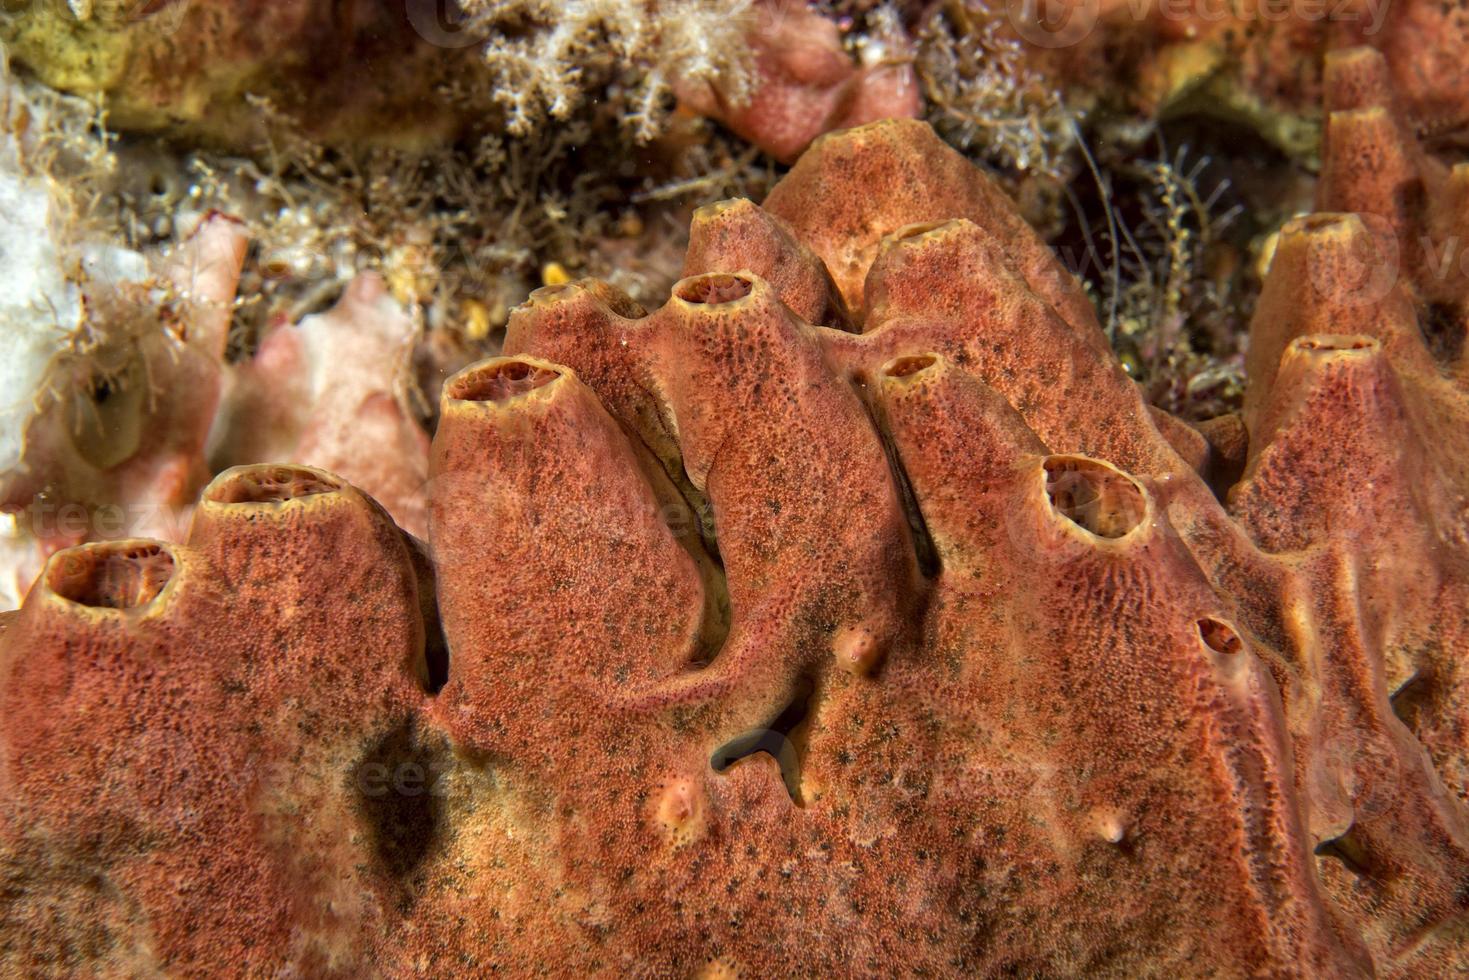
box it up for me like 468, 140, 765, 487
421, 618, 450, 696
860, 370, 940, 578
1296, 336, 1377, 353
1389, 670, 1433, 732
710, 675, 815, 806
404, 536, 451, 695
1314, 825, 1376, 880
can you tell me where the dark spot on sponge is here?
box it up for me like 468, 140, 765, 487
351, 719, 447, 902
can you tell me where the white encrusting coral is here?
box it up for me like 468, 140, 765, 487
0, 161, 82, 475
0, 57, 176, 609
473, 0, 758, 141
0, 55, 151, 475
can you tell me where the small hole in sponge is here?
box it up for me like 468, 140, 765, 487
448, 360, 561, 402
1197, 617, 1243, 655
675, 273, 753, 305
884, 354, 938, 379
208, 465, 341, 504
1294, 213, 1352, 233
1295, 335, 1378, 353
1042, 456, 1147, 538
47, 542, 175, 610
891, 220, 949, 242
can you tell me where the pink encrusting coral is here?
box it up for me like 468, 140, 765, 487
3, 74, 1469, 978
212, 273, 432, 538
676, 0, 921, 163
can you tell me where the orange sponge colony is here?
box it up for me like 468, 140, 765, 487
4, 86, 1469, 975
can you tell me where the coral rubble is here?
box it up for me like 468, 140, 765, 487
3, 99, 1467, 974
